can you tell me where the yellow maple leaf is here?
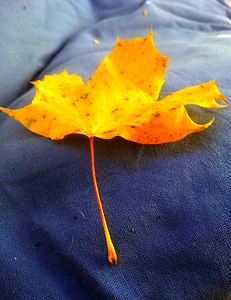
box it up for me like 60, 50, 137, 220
0, 30, 228, 264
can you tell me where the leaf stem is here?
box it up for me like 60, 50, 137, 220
89, 137, 118, 264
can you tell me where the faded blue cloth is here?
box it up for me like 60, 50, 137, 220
0, 1, 231, 299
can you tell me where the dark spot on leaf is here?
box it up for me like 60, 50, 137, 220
154, 113, 160, 118
112, 108, 119, 113
86, 113, 90, 117
80, 93, 88, 99
131, 126, 136, 128
118, 43, 122, 47
26, 119, 36, 127
104, 130, 115, 134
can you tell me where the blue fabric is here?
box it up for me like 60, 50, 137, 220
1, 1, 231, 299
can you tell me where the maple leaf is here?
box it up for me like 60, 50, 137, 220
0, 30, 228, 264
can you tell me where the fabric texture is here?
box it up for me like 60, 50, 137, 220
0, 1, 231, 299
